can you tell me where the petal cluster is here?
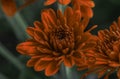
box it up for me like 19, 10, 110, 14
79, 17, 120, 79
44, 0, 95, 18
16, 7, 97, 76
72, 0, 95, 18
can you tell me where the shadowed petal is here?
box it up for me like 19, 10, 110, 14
45, 61, 60, 76
27, 56, 40, 67
34, 60, 51, 71
1, 0, 17, 16
44, 0, 56, 5
26, 27, 35, 37
63, 56, 75, 67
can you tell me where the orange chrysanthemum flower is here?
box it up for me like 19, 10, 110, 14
80, 17, 120, 79
16, 7, 97, 76
1, 0, 17, 16
72, 0, 95, 18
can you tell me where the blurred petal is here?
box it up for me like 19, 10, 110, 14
45, 61, 59, 76
44, 0, 56, 5
27, 56, 40, 67
34, 60, 51, 71
1, 0, 17, 16
58, 0, 71, 5
63, 56, 75, 67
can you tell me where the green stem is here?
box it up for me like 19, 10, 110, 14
5, 13, 29, 41
0, 73, 9, 79
65, 67, 71, 79
58, 4, 66, 13
0, 43, 24, 71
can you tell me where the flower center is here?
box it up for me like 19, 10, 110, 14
50, 26, 74, 51
55, 29, 69, 40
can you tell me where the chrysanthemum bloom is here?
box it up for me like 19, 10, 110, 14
1, 0, 17, 16
16, 7, 97, 76
79, 17, 120, 79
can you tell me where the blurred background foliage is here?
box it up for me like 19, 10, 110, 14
0, 0, 120, 79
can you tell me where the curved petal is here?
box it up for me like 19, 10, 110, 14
41, 9, 58, 32
16, 41, 39, 55
34, 29, 48, 41
44, 0, 56, 5
26, 27, 35, 37
45, 61, 60, 76
1, 0, 17, 16
34, 60, 51, 71
117, 69, 120, 79
80, 1, 95, 7
27, 56, 40, 67
63, 56, 75, 67
34, 21, 44, 30
64, 7, 74, 26
81, 6, 93, 18
58, 0, 71, 5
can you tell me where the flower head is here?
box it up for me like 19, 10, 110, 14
16, 7, 97, 76
80, 17, 120, 79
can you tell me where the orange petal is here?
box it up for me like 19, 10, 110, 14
64, 7, 74, 26
57, 10, 66, 26
118, 16, 120, 28
45, 61, 60, 76
43, 9, 57, 28
34, 21, 44, 30
58, 0, 71, 5
37, 47, 52, 54
63, 56, 75, 67
16, 41, 39, 55
81, 6, 93, 18
44, 0, 56, 5
1, 0, 17, 16
34, 60, 51, 71
27, 56, 40, 67
117, 69, 120, 79
80, 1, 95, 7
26, 27, 35, 37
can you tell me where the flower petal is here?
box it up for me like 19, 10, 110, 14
16, 41, 39, 55
26, 27, 35, 37
34, 60, 51, 71
58, 0, 71, 5
80, 1, 95, 7
45, 61, 60, 76
63, 56, 75, 67
44, 0, 56, 5
27, 56, 40, 67
81, 6, 93, 18
1, 0, 17, 16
